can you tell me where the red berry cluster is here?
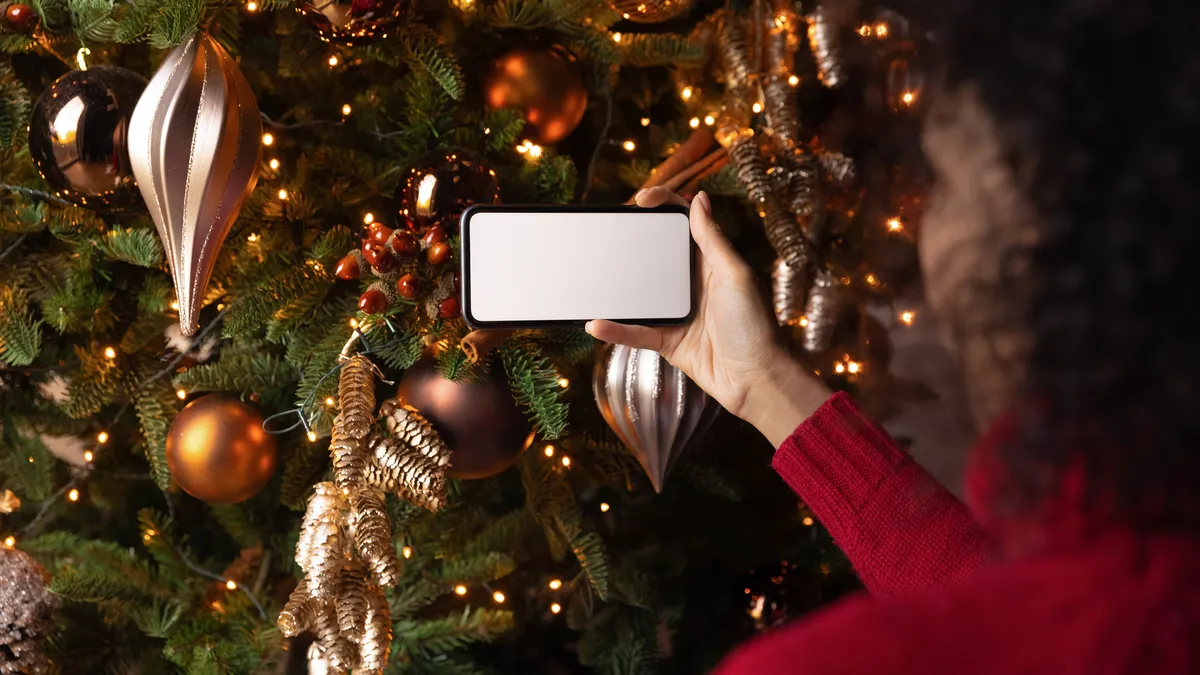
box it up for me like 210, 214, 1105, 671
336, 218, 461, 320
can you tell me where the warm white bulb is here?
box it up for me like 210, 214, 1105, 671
622, 140, 636, 152
544, 445, 555, 457
886, 217, 904, 232
277, 189, 289, 200
680, 86, 693, 100
561, 456, 571, 468
492, 591, 506, 603
176, 389, 187, 400
802, 516, 814, 526
557, 377, 570, 388
245, 0, 258, 10
704, 114, 715, 126
342, 104, 352, 116
454, 585, 468, 596
269, 158, 280, 170
611, 32, 622, 42
97, 431, 109, 444
363, 212, 375, 225
689, 117, 701, 129
899, 311, 916, 326
752, 102, 763, 113
788, 75, 800, 86
403, 546, 413, 559
549, 579, 562, 590
261, 133, 274, 146
600, 502, 611, 513
3, 536, 14, 548
550, 602, 562, 614
103, 346, 116, 359
170, 300, 180, 311
307, 431, 318, 442
67, 489, 79, 502
328, 55, 339, 67
226, 580, 238, 590
640, 117, 650, 127
83, 450, 94, 463
325, 397, 336, 407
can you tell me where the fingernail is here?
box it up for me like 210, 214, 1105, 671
695, 191, 712, 216
634, 189, 646, 201
584, 321, 596, 335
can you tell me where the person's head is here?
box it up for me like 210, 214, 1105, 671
915, 0, 1200, 527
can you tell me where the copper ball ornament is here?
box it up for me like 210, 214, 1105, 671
297, 0, 411, 45
396, 358, 533, 479
28, 67, 147, 212
484, 47, 588, 145
397, 152, 500, 231
165, 395, 277, 504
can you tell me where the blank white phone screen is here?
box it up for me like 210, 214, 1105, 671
466, 210, 692, 323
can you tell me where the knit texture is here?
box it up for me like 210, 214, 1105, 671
716, 392, 1200, 675
772, 391, 997, 594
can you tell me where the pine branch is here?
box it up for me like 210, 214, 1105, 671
223, 262, 333, 338
96, 226, 164, 267
437, 551, 517, 585
393, 608, 514, 659
69, 0, 119, 45
1, 430, 54, 500
619, 33, 706, 67
0, 285, 43, 366
147, 0, 208, 48
131, 599, 185, 639
372, 330, 422, 371
399, 23, 465, 101
174, 350, 296, 397
390, 578, 445, 618
135, 382, 176, 490
500, 343, 569, 439
0, 63, 31, 149
482, 108, 527, 153
210, 503, 263, 548
571, 531, 611, 601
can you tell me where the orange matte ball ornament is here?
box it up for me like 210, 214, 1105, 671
165, 395, 278, 504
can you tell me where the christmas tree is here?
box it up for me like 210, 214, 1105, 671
0, 0, 928, 671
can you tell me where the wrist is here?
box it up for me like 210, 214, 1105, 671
739, 349, 832, 448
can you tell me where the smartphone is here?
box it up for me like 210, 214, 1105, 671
460, 204, 694, 329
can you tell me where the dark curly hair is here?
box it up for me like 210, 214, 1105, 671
921, 0, 1200, 527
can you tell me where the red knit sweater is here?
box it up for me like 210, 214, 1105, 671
716, 392, 1200, 675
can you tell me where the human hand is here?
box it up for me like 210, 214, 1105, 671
586, 188, 831, 446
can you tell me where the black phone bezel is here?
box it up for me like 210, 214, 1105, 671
459, 203, 696, 330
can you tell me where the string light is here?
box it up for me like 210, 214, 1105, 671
402, 546, 413, 559
328, 55, 339, 67
611, 32, 622, 42
483, 127, 491, 134
874, 22, 889, 37
176, 389, 187, 400
75, 47, 91, 70
245, 0, 258, 10
247, 233, 259, 242
799, 316, 809, 327
865, 273, 878, 287
886, 217, 904, 232
557, 377, 570, 388
225, 580, 238, 590
899, 310, 916, 326
561, 455, 571, 468
516, 139, 543, 159
847, 361, 861, 374
550, 602, 562, 614
752, 101, 763, 113
97, 431, 109, 444
341, 103, 352, 116
900, 90, 916, 106
704, 114, 716, 126
83, 450, 94, 463
600, 502, 611, 513
788, 75, 800, 86
104, 346, 117, 360
492, 591, 506, 603
689, 117, 701, 129
454, 584, 468, 596
144, 528, 156, 539
549, 579, 562, 590
834, 362, 845, 374
261, 133, 275, 146
307, 431, 318, 443
680, 86, 693, 100
170, 300, 180, 311
217, 303, 226, 311
268, 158, 280, 171
622, 140, 636, 152
802, 516, 814, 526
640, 117, 650, 127
3, 536, 14, 548
67, 489, 79, 502
277, 188, 289, 200
543, 445, 555, 457
325, 397, 336, 407
349, 318, 360, 328
858, 23, 871, 36
363, 212, 375, 225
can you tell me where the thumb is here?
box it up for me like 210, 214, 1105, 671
586, 320, 671, 353
689, 191, 744, 271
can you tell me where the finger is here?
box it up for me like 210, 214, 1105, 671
634, 186, 689, 209
585, 320, 668, 352
688, 191, 746, 271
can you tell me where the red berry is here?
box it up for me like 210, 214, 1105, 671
426, 241, 452, 266
358, 289, 389, 314
4, 3, 37, 32
391, 230, 419, 257
369, 224, 393, 245
362, 240, 396, 272
423, 226, 447, 246
335, 254, 361, 280
396, 273, 419, 299
438, 297, 461, 319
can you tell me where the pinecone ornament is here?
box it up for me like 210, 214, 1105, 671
0, 547, 59, 675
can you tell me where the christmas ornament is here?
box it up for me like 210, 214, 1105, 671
3, 3, 37, 32
607, 0, 693, 23
395, 357, 533, 479
398, 152, 500, 230
281, 483, 393, 672
808, 3, 847, 87
801, 269, 845, 352
0, 546, 59, 675
592, 343, 720, 492
297, 0, 410, 45
336, 253, 362, 280
358, 286, 390, 314
165, 394, 278, 504
28, 67, 147, 211
484, 47, 588, 144
128, 32, 262, 336
771, 257, 807, 325
396, 273, 418, 299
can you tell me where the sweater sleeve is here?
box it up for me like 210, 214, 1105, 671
773, 391, 999, 595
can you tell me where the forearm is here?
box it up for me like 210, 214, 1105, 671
739, 350, 832, 448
